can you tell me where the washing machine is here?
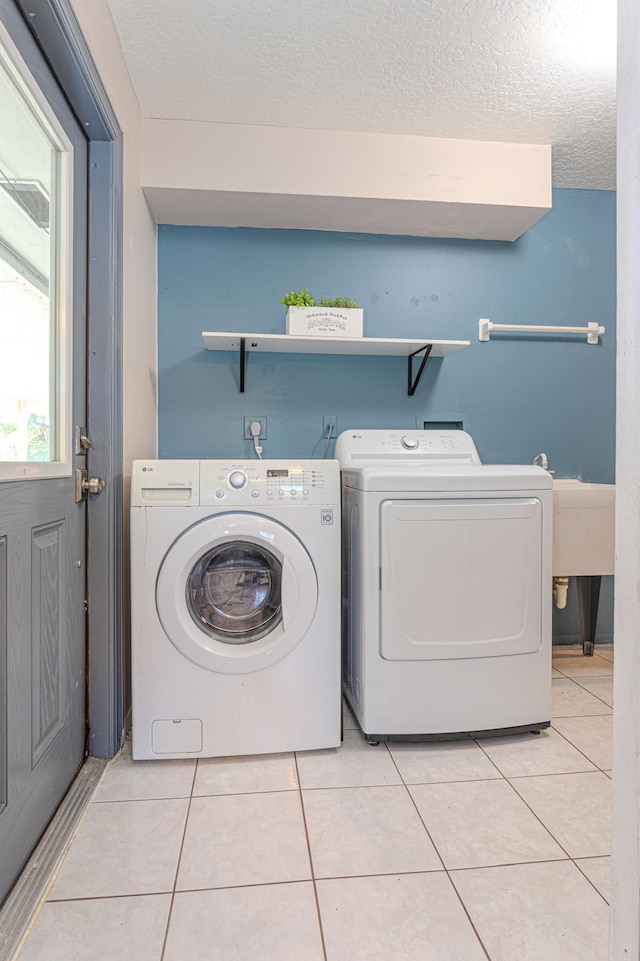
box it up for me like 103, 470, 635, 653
335, 429, 552, 740
131, 459, 341, 759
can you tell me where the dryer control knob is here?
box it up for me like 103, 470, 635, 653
401, 436, 419, 450
228, 469, 248, 490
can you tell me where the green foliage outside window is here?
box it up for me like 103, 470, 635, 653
27, 413, 49, 461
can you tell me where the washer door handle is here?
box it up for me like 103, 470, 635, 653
281, 556, 299, 632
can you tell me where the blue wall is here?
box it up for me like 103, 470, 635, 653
158, 187, 616, 641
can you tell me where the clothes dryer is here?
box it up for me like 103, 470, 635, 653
335, 430, 552, 740
131, 459, 341, 759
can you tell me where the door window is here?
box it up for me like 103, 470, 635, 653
0, 33, 73, 478
187, 542, 283, 643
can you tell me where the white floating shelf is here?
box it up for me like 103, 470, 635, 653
202, 331, 470, 395
203, 331, 469, 357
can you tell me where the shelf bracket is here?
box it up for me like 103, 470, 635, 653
239, 337, 246, 392
407, 344, 432, 396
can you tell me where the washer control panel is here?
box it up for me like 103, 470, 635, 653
200, 460, 340, 506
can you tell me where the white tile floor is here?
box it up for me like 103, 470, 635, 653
15, 644, 613, 961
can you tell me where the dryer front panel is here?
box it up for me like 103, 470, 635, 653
380, 497, 544, 660
156, 513, 318, 674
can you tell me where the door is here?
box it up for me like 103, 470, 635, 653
380, 497, 544, 660
155, 513, 318, 674
0, 1, 88, 904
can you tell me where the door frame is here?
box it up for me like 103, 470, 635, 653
15, 0, 124, 758
611, 0, 640, 955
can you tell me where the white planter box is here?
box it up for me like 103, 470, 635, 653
286, 306, 363, 338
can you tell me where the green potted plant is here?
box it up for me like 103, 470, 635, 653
281, 289, 364, 338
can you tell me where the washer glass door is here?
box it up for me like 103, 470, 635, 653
187, 541, 282, 643
156, 513, 318, 675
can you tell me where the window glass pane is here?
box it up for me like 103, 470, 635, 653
0, 46, 65, 466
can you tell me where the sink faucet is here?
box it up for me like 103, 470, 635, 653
533, 452, 554, 474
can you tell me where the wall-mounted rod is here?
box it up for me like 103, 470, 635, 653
478, 319, 605, 345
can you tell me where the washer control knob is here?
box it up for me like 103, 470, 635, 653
251, 490, 259, 498
215, 490, 224, 499
401, 436, 419, 450
228, 469, 248, 489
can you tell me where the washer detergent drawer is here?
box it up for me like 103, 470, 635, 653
380, 497, 543, 660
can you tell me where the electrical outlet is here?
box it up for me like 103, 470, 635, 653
244, 416, 267, 439
323, 414, 337, 438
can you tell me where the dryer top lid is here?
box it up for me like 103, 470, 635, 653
341, 463, 552, 493
334, 429, 482, 467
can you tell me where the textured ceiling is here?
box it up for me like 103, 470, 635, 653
106, 0, 616, 190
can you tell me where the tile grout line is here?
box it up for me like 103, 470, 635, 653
497, 737, 611, 905
549, 721, 611, 773
573, 858, 611, 905
552, 664, 614, 681
445, 876, 494, 961
552, 659, 613, 678
300, 774, 503, 789
45, 890, 174, 904
93, 792, 196, 804
384, 745, 447, 873
384, 743, 493, 960
471, 738, 509, 780
473, 723, 603, 780
501, 776, 574, 861
46, 857, 611, 902
447, 857, 575, 874
568, 682, 613, 710
294, 753, 329, 961
99, 858, 586, 888
507, 768, 603, 781
507, 769, 611, 872
554, 672, 613, 683
158, 759, 200, 961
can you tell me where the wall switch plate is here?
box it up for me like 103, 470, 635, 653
323, 415, 338, 438
244, 416, 267, 439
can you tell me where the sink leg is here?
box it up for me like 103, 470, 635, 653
576, 575, 602, 656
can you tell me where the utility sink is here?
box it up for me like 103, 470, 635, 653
552, 479, 615, 576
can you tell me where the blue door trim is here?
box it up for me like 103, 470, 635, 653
16, 0, 125, 758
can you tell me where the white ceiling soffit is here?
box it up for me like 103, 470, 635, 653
142, 120, 552, 241
106, 0, 616, 191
